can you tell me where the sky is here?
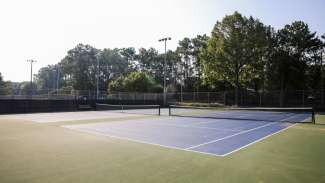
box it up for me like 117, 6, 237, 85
0, 0, 324, 82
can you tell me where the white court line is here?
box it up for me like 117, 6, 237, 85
220, 123, 298, 156
150, 121, 241, 132
63, 125, 225, 157
62, 113, 303, 157
185, 112, 301, 150
185, 122, 276, 150
64, 122, 297, 157
220, 115, 309, 157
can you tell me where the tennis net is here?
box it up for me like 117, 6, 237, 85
168, 105, 315, 123
96, 103, 161, 116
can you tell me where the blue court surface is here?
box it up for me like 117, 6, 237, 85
64, 112, 310, 156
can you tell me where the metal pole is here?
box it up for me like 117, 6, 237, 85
96, 54, 99, 100
180, 85, 183, 102
57, 66, 60, 91
321, 51, 324, 105
181, 62, 183, 102
164, 40, 167, 106
159, 37, 171, 106
30, 62, 32, 88
302, 90, 305, 107
27, 59, 36, 95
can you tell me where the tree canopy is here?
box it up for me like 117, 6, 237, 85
108, 72, 162, 93
0, 11, 320, 104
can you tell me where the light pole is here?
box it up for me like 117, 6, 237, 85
159, 37, 171, 106
57, 66, 60, 91
27, 59, 36, 95
53, 65, 60, 92
96, 53, 100, 100
321, 50, 324, 105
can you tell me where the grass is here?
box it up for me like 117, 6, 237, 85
316, 112, 325, 125
0, 115, 325, 183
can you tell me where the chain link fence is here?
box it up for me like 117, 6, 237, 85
0, 89, 323, 107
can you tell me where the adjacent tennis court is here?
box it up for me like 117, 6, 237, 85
64, 105, 312, 156
1, 106, 324, 183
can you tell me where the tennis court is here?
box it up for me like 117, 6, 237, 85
0, 111, 148, 123
1, 105, 324, 183
64, 106, 312, 156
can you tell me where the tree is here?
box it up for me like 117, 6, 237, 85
205, 12, 246, 102
0, 73, 7, 95
242, 20, 276, 92
0, 73, 12, 95
18, 81, 37, 95
120, 47, 136, 71
24, 12, 325, 102
135, 47, 176, 88
100, 48, 131, 91
108, 72, 162, 93
177, 38, 193, 91
60, 44, 100, 90
266, 21, 322, 104
203, 12, 267, 104
136, 48, 160, 74
191, 34, 209, 91
34, 64, 63, 90
165, 50, 181, 92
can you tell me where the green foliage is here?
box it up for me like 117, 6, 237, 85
267, 21, 323, 91
0, 73, 13, 95
108, 72, 162, 93
58, 86, 74, 94
200, 12, 324, 106
100, 48, 132, 89
107, 77, 125, 92
35, 45, 134, 92
0, 73, 8, 95
202, 12, 272, 104
30, 11, 324, 97
176, 35, 209, 92
60, 44, 100, 90
177, 38, 193, 87
18, 81, 37, 95
34, 64, 62, 90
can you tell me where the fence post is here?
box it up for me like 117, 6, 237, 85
279, 90, 282, 107
224, 91, 227, 106
144, 93, 146, 105
193, 92, 195, 103
302, 90, 305, 107
208, 92, 210, 103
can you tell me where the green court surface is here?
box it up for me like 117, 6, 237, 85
0, 114, 325, 183
316, 113, 325, 125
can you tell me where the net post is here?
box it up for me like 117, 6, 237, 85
158, 105, 161, 116
121, 105, 124, 113
302, 90, 305, 107
169, 105, 171, 116
258, 92, 262, 107
312, 107, 315, 124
